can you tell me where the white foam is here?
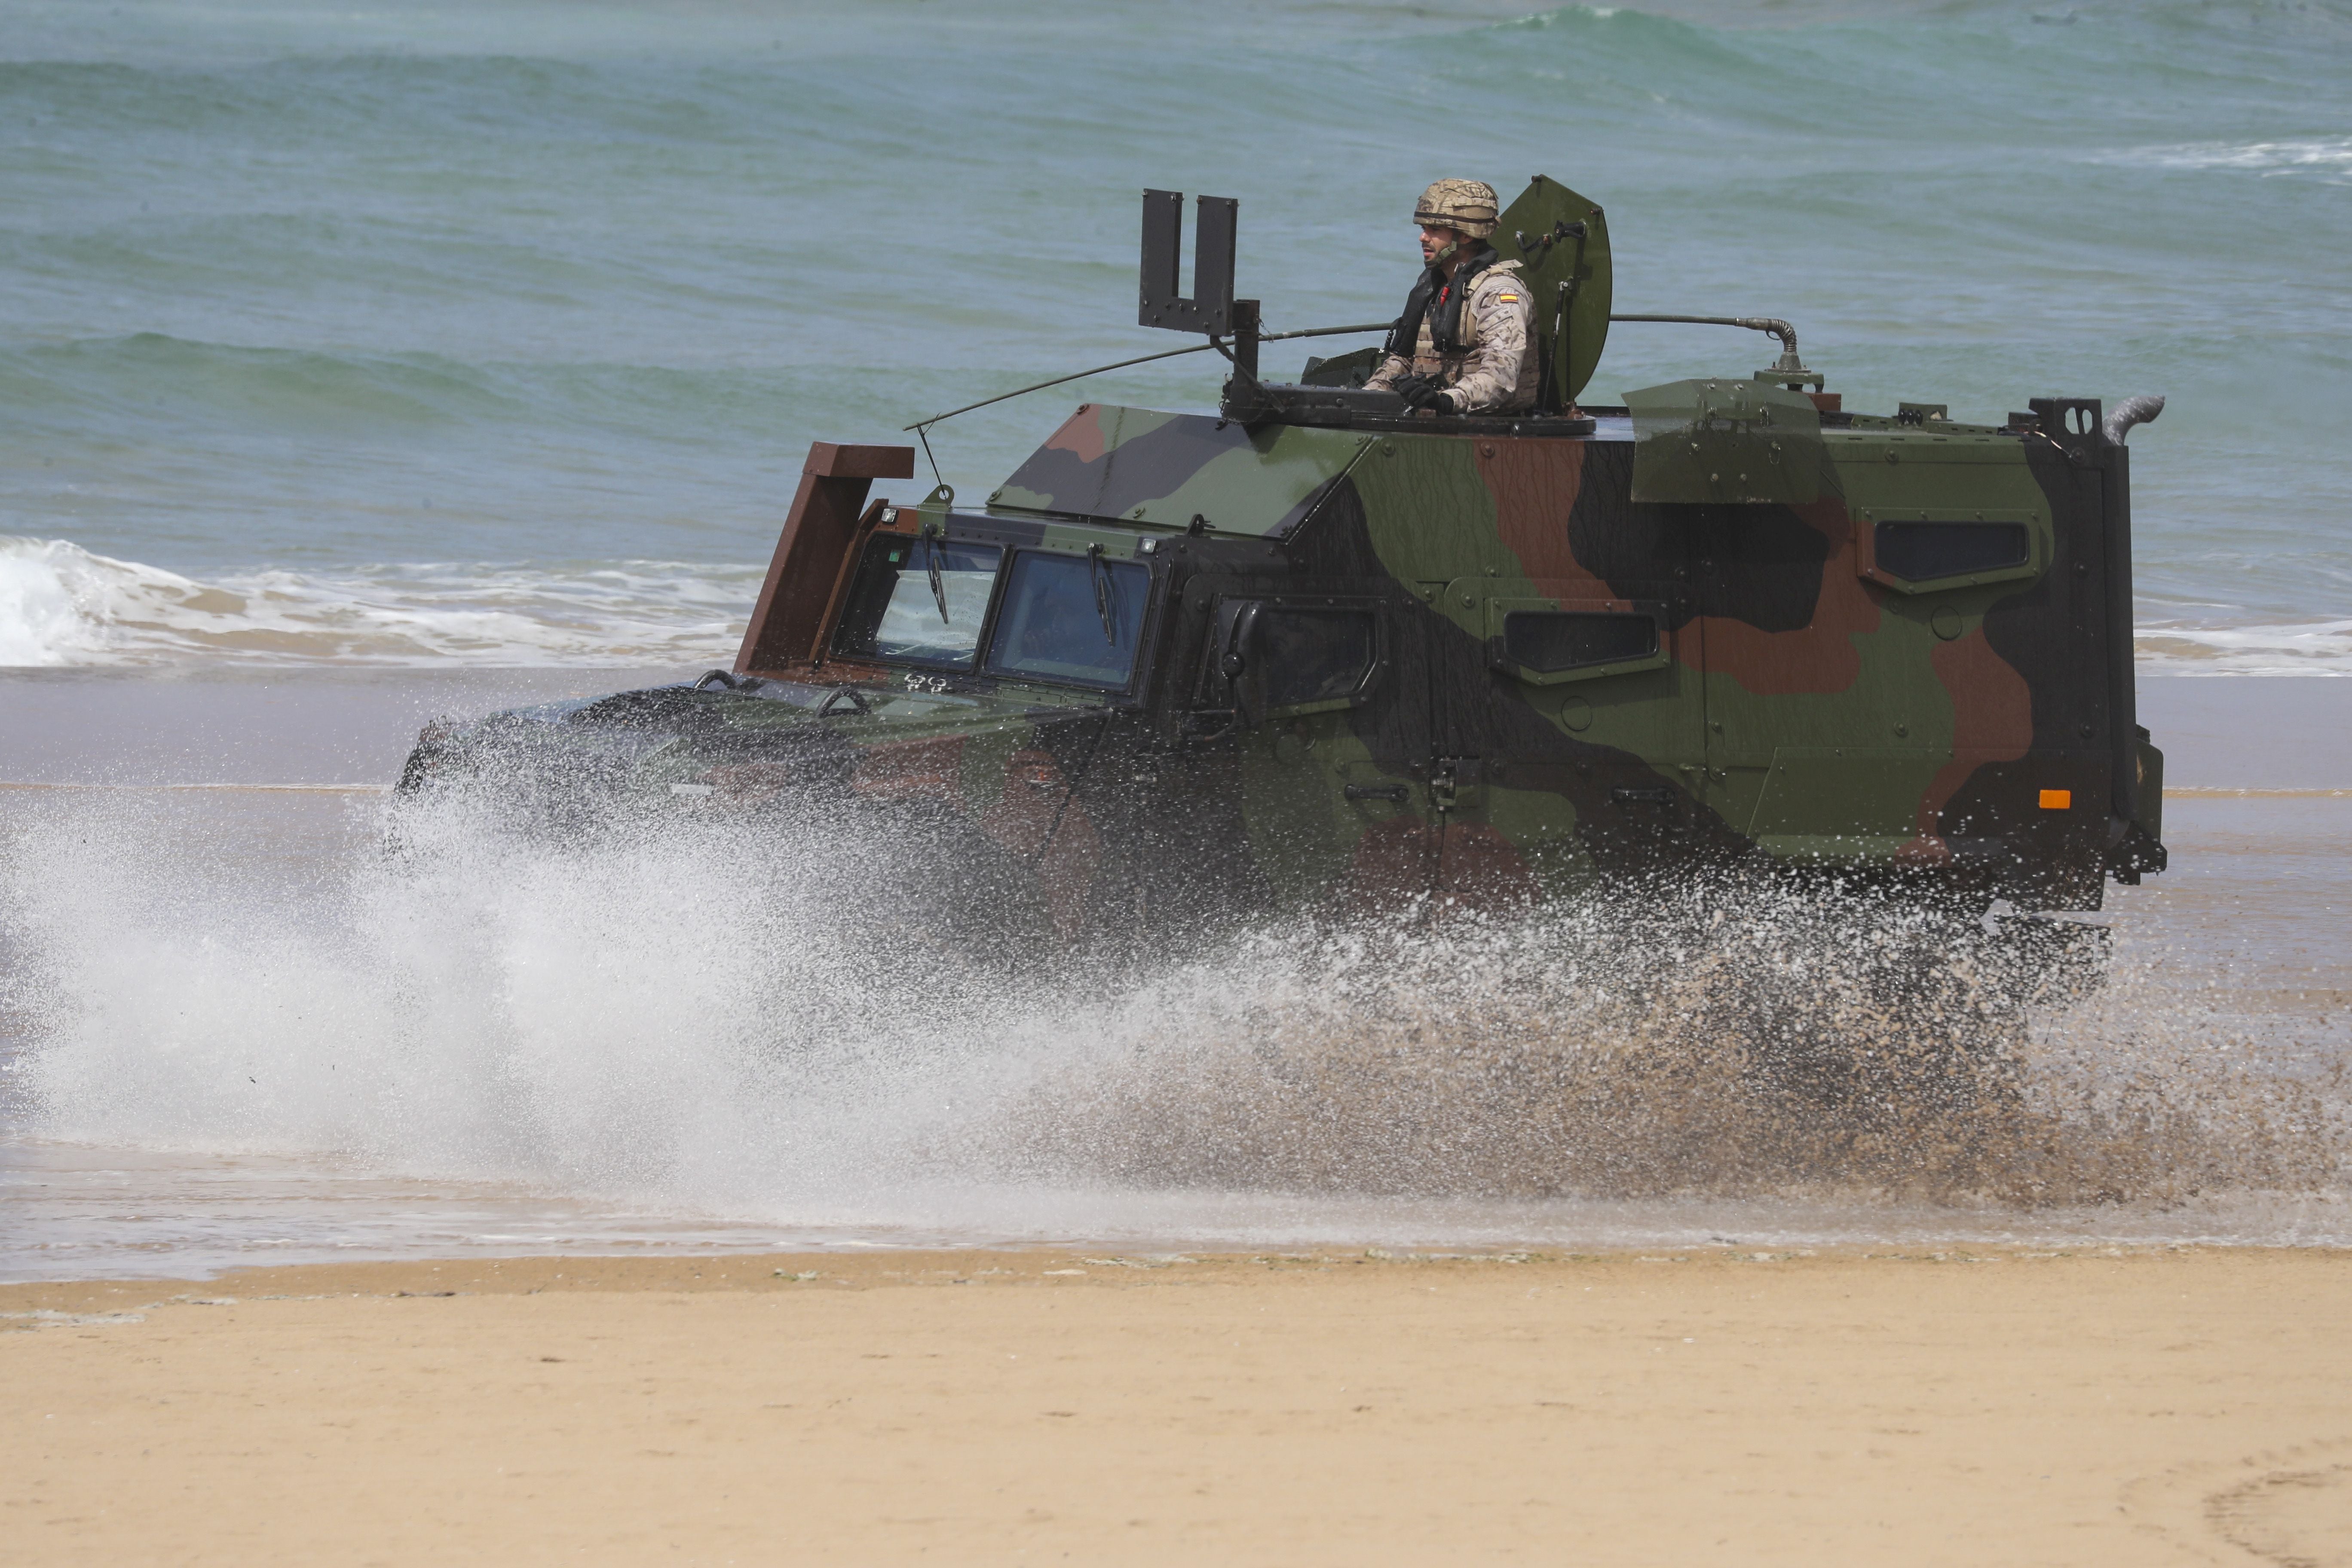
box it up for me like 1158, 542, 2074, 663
0, 536, 760, 668
2135, 618, 2352, 675
2095, 136, 2352, 179
0, 538, 178, 665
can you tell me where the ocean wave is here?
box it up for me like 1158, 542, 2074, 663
0, 537, 757, 667
0, 334, 530, 432
2095, 135, 2352, 178
2135, 618, 2352, 675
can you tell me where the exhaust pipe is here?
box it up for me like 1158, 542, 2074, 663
2102, 393, 2165, 446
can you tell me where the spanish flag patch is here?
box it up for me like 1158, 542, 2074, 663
1498, 293, 1521, 303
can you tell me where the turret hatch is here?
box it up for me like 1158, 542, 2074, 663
1495, 175, 1613, 410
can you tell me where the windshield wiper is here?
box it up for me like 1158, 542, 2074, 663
923, 527, 951, 625
1086, 542, 1116, 646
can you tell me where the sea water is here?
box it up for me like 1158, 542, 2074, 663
3, 0, 2349, 1278
1, 0, 2347, 668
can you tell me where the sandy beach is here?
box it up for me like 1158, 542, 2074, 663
6, 1246, 2350, 1566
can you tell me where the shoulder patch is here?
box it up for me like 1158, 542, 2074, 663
1498, 292, 1521, 303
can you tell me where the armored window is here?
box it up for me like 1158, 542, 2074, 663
832, 534, 1004, 669
1256, 607, 1378, 713
1872, 521, 2029, 583
983, 550, 1152, 690
1502, 610, 1657, 674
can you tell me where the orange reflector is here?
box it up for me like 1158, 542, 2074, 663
2038, 788, 2072, 810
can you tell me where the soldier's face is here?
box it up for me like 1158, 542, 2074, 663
1418, 224, 1467, 266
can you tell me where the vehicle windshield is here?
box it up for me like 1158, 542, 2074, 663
833, 534, 1003, 668
984, 550, 1150, 689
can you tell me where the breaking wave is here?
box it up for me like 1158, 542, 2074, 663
0, 537, 755, 667
7, 536, 2347, 674
4, 784, 2343, 1251
2093, 136, 2352, 180
2136, 616, 2352, 675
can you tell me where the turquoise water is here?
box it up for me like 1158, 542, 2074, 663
1, 0, 2346, 666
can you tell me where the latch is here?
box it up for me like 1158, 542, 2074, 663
1430, 757, 1482, 812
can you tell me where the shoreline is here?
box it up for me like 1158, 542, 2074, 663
6, 1236, 2347, 1305
9, 1246, 2350, 1565
5, 1238, 2350, 1309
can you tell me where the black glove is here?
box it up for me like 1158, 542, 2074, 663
1393, 373, 1452, 413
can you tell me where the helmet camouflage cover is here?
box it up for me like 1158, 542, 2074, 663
1413, 178, 1499, 239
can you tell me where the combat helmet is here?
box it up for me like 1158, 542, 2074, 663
1412, 178, 1499, 239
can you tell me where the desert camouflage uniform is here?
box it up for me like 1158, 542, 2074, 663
1364, 259, 1540, 414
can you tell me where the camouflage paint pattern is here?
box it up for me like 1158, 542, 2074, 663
401, 376, 2165, 944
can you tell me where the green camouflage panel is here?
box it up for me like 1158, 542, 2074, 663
1626, 378, 1823, 505
989, 402, 1367, 536
1322, 401, 2101, 902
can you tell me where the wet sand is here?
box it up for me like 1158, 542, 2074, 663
0, 665, 693, 787
6, 1247, 2350, 1566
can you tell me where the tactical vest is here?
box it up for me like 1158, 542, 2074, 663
1386, 246, 1500, 360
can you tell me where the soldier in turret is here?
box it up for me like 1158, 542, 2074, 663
1364, 179, 1539, 416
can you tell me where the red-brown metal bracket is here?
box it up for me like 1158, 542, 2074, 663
734, 441, 915, 676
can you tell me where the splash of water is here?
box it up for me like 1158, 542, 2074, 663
3, 784, 2344, 1245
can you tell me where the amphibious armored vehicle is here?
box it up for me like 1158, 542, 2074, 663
398, 179, 2168, 944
